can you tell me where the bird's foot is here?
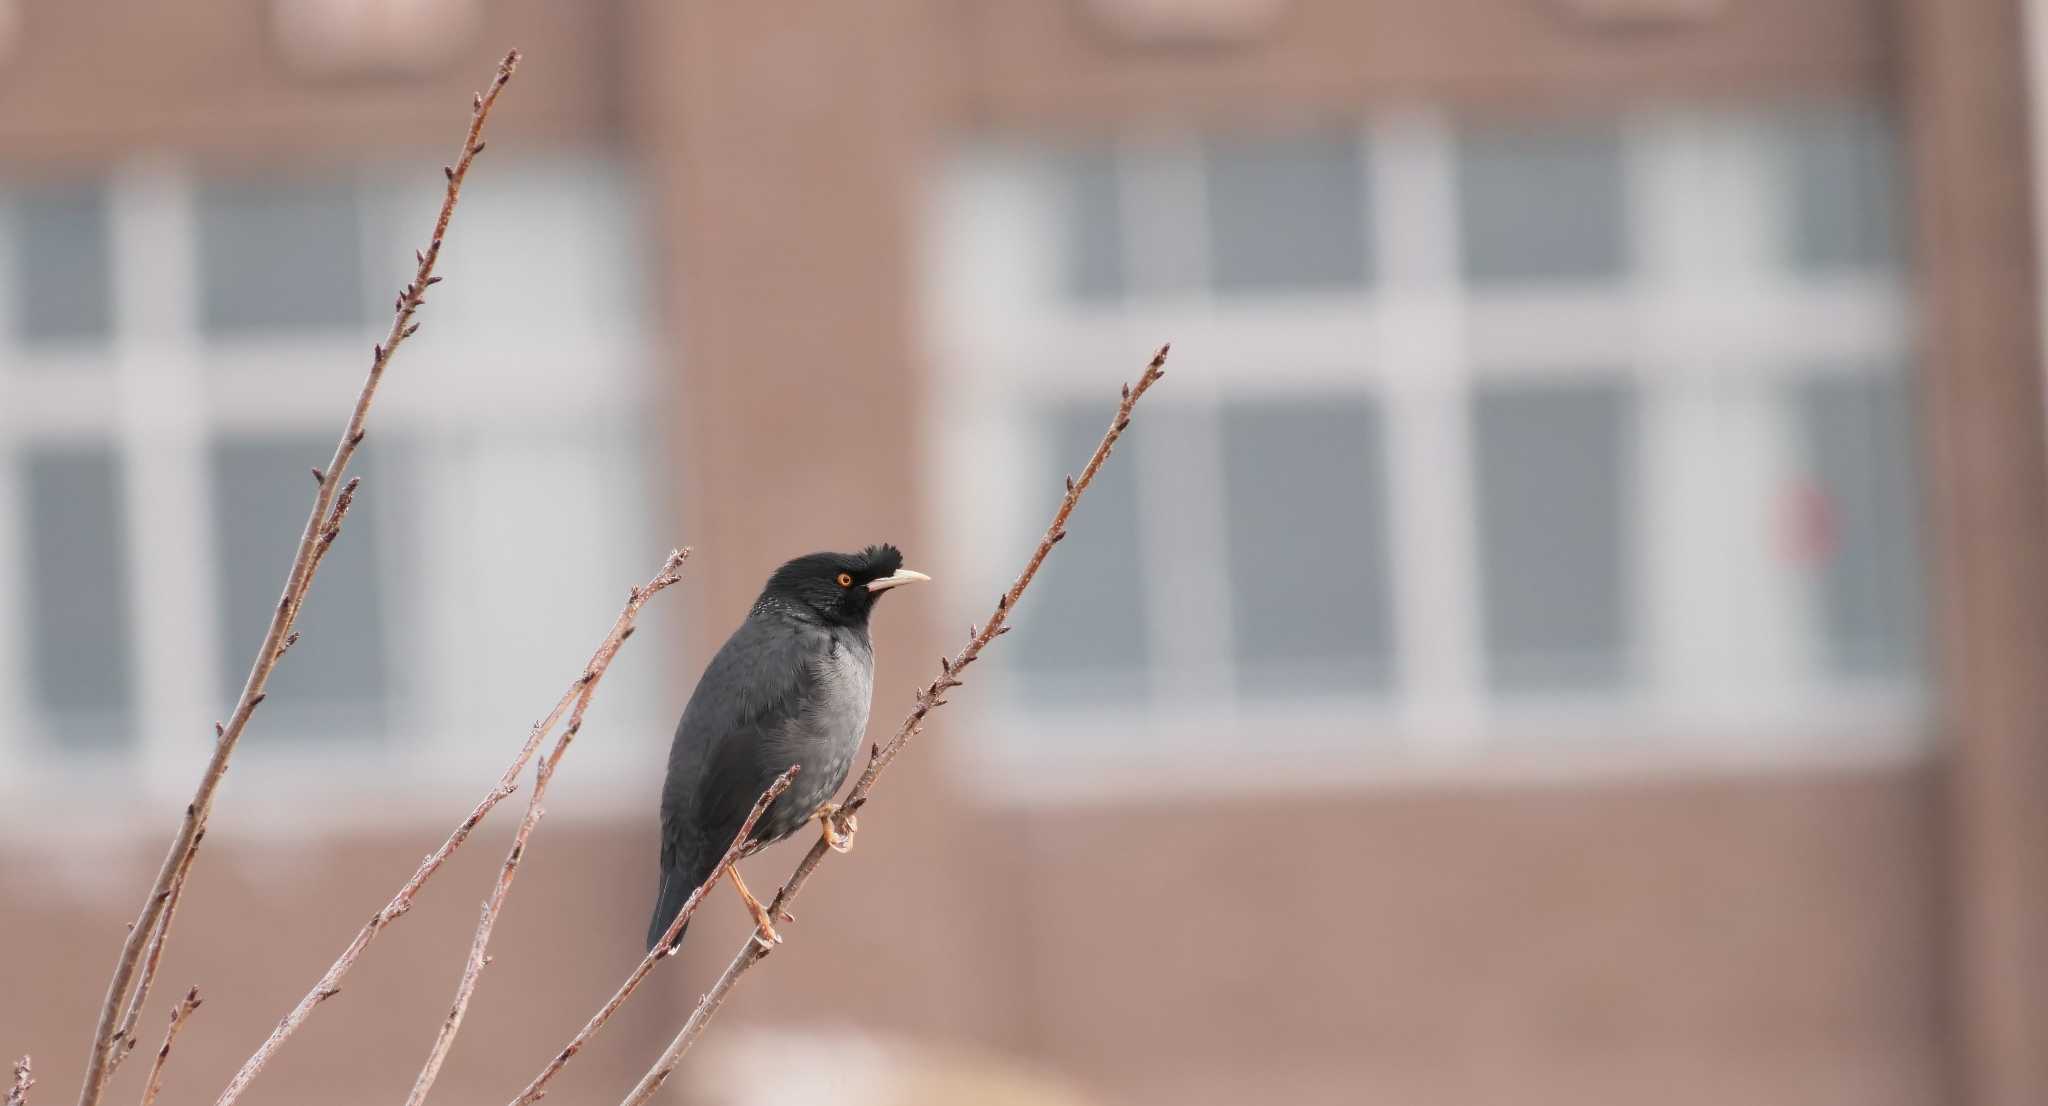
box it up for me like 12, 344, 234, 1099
726, 863, 783, 948
817, 802, 858, 854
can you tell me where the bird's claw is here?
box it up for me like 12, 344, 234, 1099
818, 803, 858, 853
727, 862, 784, 948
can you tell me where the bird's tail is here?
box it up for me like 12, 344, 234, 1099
646, 854, 710, 953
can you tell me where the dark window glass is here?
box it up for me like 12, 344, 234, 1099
1796, 372, 1924, 676
1014, 403, 1149, 705
1457, 124, 1628, 285
1222, 397, 1393, 696
198, 181, 365, 334
15, 182, 114, 345
212, 435, 385, 733
1474, 380, 1636, 690
24, 445, 135, 745
1063, 149, 1125, 302
1205, 134, 1369, 292
1785, 107, 1902, 272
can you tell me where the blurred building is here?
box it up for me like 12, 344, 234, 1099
0, 2, 2044, 1105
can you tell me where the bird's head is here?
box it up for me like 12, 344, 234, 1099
758, 544, 930, 627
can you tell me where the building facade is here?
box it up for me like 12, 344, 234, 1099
2, 2, 2045, 1105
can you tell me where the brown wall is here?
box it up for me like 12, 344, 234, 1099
0, 0, 627, 166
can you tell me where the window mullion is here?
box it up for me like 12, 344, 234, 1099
1373, 111, 1483, 751
110, 160, 224, 798
1121, 138, 1235, 718
1632, 115, 1817, 732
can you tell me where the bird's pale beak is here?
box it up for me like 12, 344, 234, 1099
866, 568, 931, 592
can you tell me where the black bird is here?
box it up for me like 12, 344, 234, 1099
648, 544, 929, 952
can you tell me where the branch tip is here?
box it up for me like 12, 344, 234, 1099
93, 51, 534, 1106
8, 1055, 32, 1106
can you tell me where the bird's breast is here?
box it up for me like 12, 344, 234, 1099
761, 633, 874, 840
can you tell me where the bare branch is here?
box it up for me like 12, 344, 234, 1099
136, 989, 201, 1106
213, 549, 687, 1106
77, 48, 525, 1106
8, 1057, 31, 1106
404, 569, 711, 1106
504, 767, 799, 1106
617, 344, 1171, 1105
103, 840, 199, 1078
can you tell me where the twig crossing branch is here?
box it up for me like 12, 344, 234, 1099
616, 343, 1171, 1105
75, 48, 524, 1106
401, 553, 703, 1106
212, 550, 687, 1106
136, 989, 201, 1106
504, 767, 799, 1106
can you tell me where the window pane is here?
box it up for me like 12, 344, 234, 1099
1457, 124, 1627, 285
1013, 402, 1149, 705
366, 161, 646, 338
198, 180, 365, 334
1062, 149, 1125, 302
14, 181, 113, 345
1785, 107, 1901, 273
1475, 380, 1636, 691
1222, 397, 1393, 696
1205, 134, 1368, 292
24, 445, 135, 745
212, 435, 386, 734
1796, 373, 1923, 676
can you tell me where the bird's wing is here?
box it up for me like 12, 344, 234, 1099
664, 614, 819, 851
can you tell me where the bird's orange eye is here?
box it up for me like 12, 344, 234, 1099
837, 572, 854, 588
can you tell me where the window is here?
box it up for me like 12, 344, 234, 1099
1473, 380, 1635, 692
1795, 371, 1923, 677
12, 182, 114, 347
1205, 134, 1370, 292
925, 106, 1926, 787
1456, 122, 1627, 285
0, 160, 665, 799
197, 181, 366, 334
21, 444, 135, 747
1221, 397, 1394, 697
211, 434, 388, 736
1061, 148, 1126, 302
1012, 402, 1153, 705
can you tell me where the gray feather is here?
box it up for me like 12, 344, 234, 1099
648, 603, 873, 950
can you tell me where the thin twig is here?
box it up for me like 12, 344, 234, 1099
136, 989, 201, 1106
104, 478, 359, 1076
616, 344, 1171, 1106
103, 841, 195, 1077
213, 549, 687, 1106
76, 49, 524, 1106
8, 1056, 31, 1106
404, 569, 709, 1106
504, 767, 798, 1106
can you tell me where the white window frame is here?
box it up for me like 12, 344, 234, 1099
921, 108, 1931, 803
0, 156, 670, 836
